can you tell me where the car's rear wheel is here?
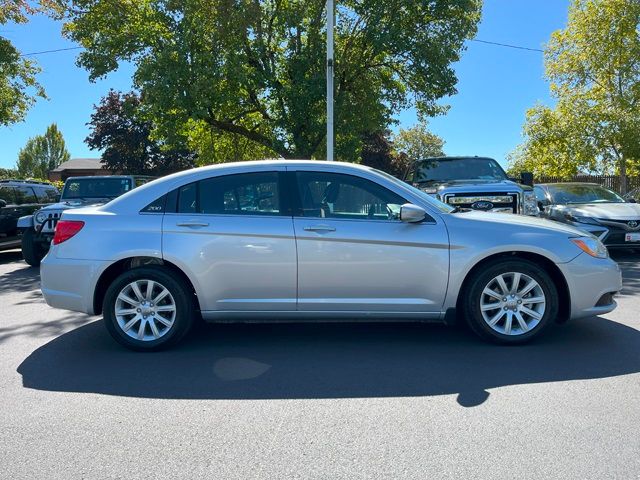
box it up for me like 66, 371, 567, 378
21, 229, 48, 267
463, 259, 558, 344
103, 266, 194, 351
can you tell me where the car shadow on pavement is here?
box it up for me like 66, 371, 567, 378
0, 250, 39, 292
611, 251, 640, 296
17, 315, 640, 407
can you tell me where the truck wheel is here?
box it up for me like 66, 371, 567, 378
462, 259, 559, 344
21, 229, 48, 267
103, 266, 195, 351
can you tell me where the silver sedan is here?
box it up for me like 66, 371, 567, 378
40, 161, 622, 350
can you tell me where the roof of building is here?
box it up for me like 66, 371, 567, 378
52, 158, 104, 172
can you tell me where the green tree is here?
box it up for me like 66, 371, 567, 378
61, 0, 480, 161
183, 118, 278, 166
86, 90, 196, 174
509, 0, 640, 192
0, 1, 56, 126
16, 123, 70, 178
394, 121, 445, 160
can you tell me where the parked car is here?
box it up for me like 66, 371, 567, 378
18, 175, 155, 266
535, 182, 640, 249
624, 187, 640, 203
41, 161, 621, 351
403, 156, 538, 216
0, 180, 59, 254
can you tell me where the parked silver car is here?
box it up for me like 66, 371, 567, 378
40, 161, 622, 350
535, 183, 640, 249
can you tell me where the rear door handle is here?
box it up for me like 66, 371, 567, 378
176, 221, 210, 228
304, 225, 336, 232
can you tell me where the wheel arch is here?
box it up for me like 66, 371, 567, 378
93, 256, 200, 315
457, 251, 571, 324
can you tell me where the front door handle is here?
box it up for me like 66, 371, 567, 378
304, 225, 336, 232
176, 221, 210, 228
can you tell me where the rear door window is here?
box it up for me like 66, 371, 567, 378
14, 186, 38, 205
176, 172, 282, 216
33, 186, 59, 203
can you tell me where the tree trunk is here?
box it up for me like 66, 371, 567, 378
620, 156, 627, 195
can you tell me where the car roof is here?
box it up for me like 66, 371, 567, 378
64, 175, 138, 181
0, 179, 56, 187
411, 156, 496, 163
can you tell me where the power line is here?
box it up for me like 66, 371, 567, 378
17, 39, 544, 57
20, 46, 83, 57
471, 38, 543, 53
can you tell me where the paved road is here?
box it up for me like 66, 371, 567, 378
1, 249, 639, 479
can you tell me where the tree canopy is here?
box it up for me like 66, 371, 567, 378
16, 123, 70, 178
62, 0, 480, 161
360, 123, 445, 177
509, 0, 640, 191
0, 1, 56, 125
86, 90, 196, 175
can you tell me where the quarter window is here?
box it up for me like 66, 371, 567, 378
177, 172, 281, 216
295, 172, 406, 221
0, 186, 15, 205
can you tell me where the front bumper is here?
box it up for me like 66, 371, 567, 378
40, 249, 108, 315
558, 252, 622, 320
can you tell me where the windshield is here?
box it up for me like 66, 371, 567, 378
413, 158, 508, 184
62, 177, 133, 200
369, 167, 455, 213
547, 184, 625, 204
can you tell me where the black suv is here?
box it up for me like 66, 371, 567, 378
0, 180, 60, 254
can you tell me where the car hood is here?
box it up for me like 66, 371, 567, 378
419, 179, 530, 194
553, 203, 640, 220
450, 210, 588, 236
38, 199, 111, 211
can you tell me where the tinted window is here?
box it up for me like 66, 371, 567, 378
413, 158, 507, 184
177, 172, 281, 215
62, 178, 132, 200
547, 184, 625, 204
533, 186, 547, 202
14, 186, 37, 204
33, 186, 60, 203
295, 171, 406, 221
0, 186, 15, 205
177, 183, 197, 214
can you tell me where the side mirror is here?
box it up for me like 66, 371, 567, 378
400, 203, 427, 223
627, 198, 637, 203
520, 172, 534, 187
0, 199, 6, 208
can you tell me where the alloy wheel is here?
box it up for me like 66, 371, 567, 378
114, 279, 176, 342
479, 272, 546, 336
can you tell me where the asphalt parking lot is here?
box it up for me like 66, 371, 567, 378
1, 249, 639, 479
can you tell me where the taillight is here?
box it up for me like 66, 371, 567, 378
53, 220, 85, 245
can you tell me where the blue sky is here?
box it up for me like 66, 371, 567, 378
0, 0, 570, 170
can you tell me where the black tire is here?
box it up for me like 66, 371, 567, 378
21, 229, 48, 267
462, 259, 559, 345
103, 266, 195, 351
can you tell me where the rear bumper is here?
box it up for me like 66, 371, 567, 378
558, 253, 622, 320
40, 250, 108, 315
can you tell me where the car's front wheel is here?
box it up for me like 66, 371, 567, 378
463, 259, 559, 344
21, 229, 48, 267
103, 266, 195, 351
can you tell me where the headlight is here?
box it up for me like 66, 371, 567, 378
565, 213, 600, 225
570, 237, 608, 258
34, 211, 48, 224
523, 191, 539, 216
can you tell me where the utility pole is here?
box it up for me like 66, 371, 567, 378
326, 0, 334, 161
